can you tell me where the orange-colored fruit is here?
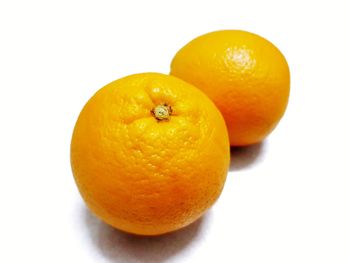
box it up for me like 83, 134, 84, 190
171, 30, 290, 146
71, 73, 230, 236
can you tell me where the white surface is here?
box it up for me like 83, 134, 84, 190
1, 1, 350, 262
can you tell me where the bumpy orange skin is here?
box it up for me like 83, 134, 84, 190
71, 73, 230, 236
170, 30, 290, 146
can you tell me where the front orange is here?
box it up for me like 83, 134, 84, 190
71, 73, 230, 235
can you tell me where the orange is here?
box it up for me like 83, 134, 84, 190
170, 30, 290, 146
71, 73, 230, 235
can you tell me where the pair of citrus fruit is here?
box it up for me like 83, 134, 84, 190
71, 30, 290, 235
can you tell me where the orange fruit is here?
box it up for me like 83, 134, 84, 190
171, 30, 290, 146
71, 73, 230, 236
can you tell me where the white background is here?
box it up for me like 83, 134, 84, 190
1, 1, 350, 262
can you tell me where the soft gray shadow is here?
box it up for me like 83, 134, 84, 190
230, 142, 265, 171
83, 207, 208, 263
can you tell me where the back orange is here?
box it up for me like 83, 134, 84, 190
71, 73, 230, 235
171, 30, 290, 146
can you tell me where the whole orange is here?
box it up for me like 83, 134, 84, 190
170, 30, 290, 146
71, 73, 230, 235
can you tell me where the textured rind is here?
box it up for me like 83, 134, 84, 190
71, 73, 230, 235
170, 30, 290, 146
